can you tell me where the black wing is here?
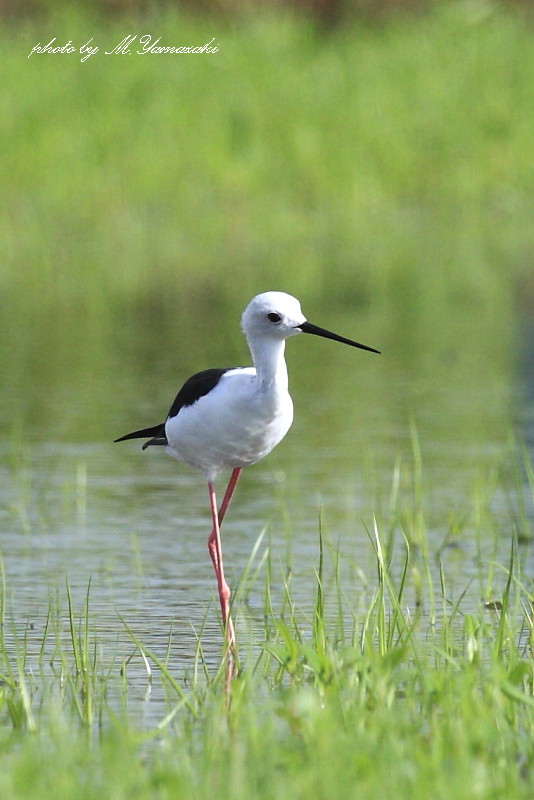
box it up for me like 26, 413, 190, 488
167, 368, 231, 419
114, 367, 234, 449
114, 423, 167, 449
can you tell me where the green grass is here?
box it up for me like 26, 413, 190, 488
2, 1, 534, 321
0, 447, 532, 800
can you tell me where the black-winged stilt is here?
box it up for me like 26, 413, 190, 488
115, 291, 380, 659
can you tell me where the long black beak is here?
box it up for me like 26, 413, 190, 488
297, 321, 381, 354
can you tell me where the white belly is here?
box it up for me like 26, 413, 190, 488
164, 370, 293, 480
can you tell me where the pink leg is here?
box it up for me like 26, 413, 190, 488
218, 467, 241, 527
207, 468, 242, 653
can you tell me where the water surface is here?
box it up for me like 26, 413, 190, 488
1, 301, 532, 723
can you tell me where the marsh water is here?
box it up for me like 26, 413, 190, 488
1, 300, 533, 722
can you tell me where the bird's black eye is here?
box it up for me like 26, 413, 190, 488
267, 312, 281, 323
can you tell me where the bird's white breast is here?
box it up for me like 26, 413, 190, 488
164, 368, 293, 479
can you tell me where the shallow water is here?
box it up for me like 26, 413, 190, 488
1, 303, 532, 724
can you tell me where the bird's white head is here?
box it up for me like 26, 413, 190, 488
241, 291, 381, 359
241, 292, 306, 342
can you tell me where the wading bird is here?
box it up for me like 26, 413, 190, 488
115, 291, 380, 662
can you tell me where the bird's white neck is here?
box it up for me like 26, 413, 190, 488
247, 335, 289, 393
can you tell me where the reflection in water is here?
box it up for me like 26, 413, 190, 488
0, 304, 532, 724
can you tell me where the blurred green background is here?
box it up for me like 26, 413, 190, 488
1, 0, 532, 449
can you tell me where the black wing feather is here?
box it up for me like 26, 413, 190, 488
114, 368, 234, 448
167, 368, 231, 419
114, 424, 166, 446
